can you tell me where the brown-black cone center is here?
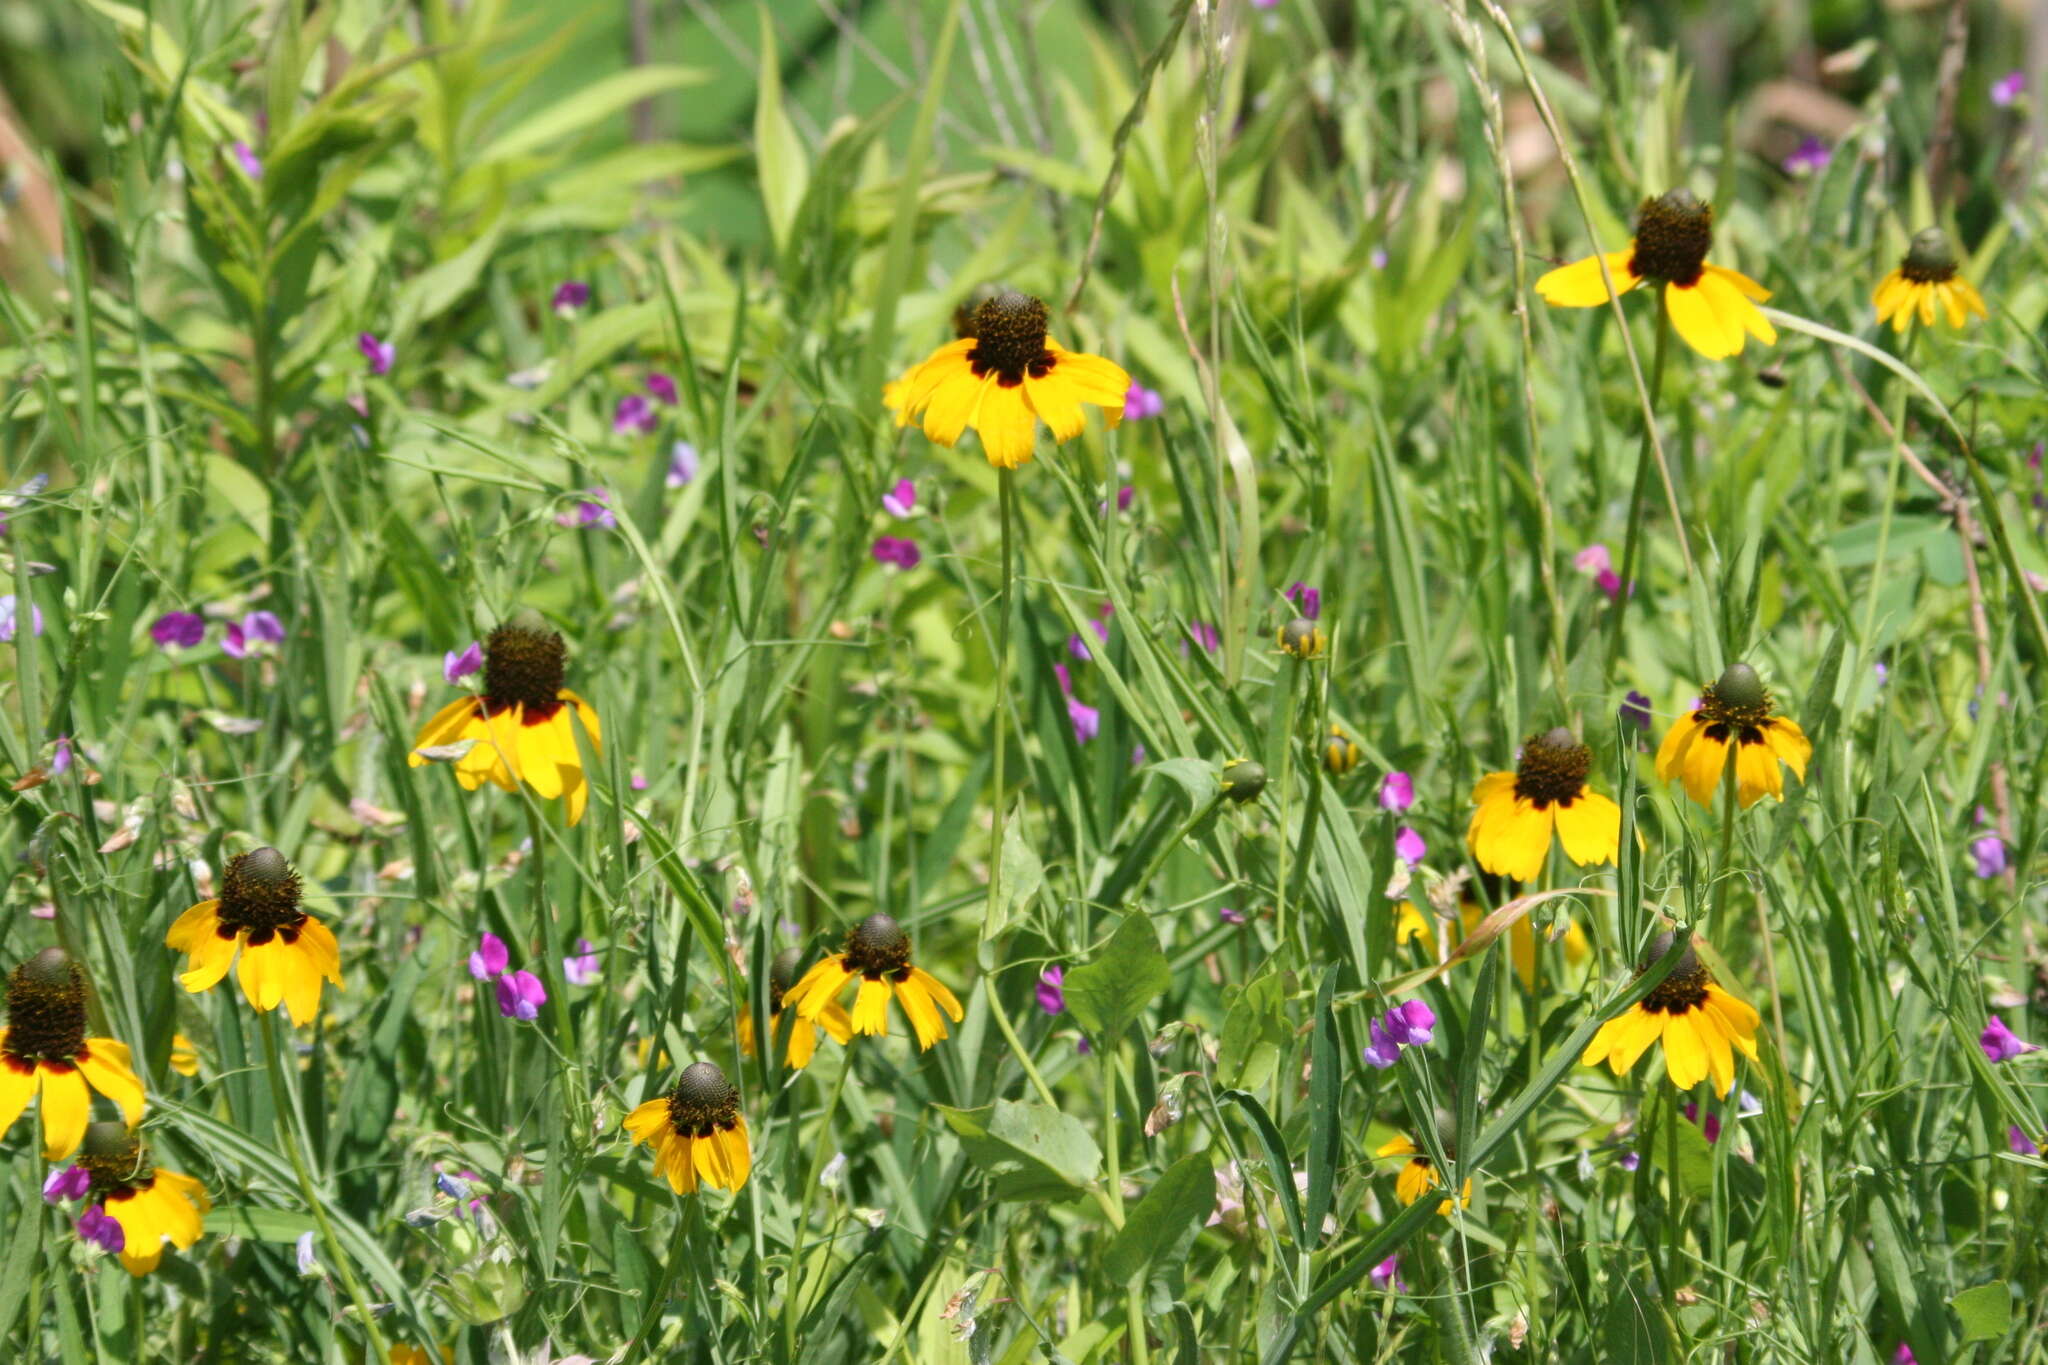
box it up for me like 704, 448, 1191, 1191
667, 1060, 741, 1137
967, 291, 1054, 387
216, 847, 308, 945
1697, 665, 1772, 747
4, 949, 88, 1063
1638, 934, 1711, 1014
483, 623, 567, 716
1899, 228, 1959, 285
79, 1121, 153, 1196
1513, 728, 1592, 807
844, 913, 913, 981
1629, 189, 1713, 287
767, 947, 805, 1014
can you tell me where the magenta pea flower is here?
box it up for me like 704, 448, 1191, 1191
1393, 826, 1426, 866
1362, 1019, 1402, 1069
882, 478, 916, 519
76, 1206, 124, 1253
1186, 620, 1220, 654
872, 536, 920, 570
667, 441, 700, 487
1384, 999, 1435, 1047
647, 372, 679, 406
1116, 485, 1134, 512
613, 394, 657, 436
1991, 71, 2025, 107
1378, 771, 1414, 813
495, 970, 547, 1021
1037, 966, 1065, 1016
222, 610, 285, 659
563, 939, 601, 986
1980, 1016, 2039, 1063
1067, 697, 1100, 744
1573, 544, 1612, 575
1971, 835, 2007, 879
1781, 136, 1830, 177
51, 735, 72, 777
1619, 1149, 1641, 1172
1122, 383, 1164, 420
1283, 581, 1321, 620
44, 1165, 91, 1203
1620, 690, 1653, 733
1219, 906, 1246, 925
1893, 1347, 1917, 1365
552, 280, 590, 315
0, 594, 43, 642
358, 333, 395, 377
150, 612, 206, 649
557, 488, 617, 529
1682, 1100, 1723, 1144
1369, 1256, 1403, 1290
2011, 1127, 2041, 1157
231, 141, 263, 179
1052, 661, 1074, 696
467, 933, 510, 982
444, 641, 483, 684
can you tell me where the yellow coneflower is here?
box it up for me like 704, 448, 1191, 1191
165, 848, 344, 1026
1277, 617, 1326, 660
1399, 886, 1592, 990
0, 950, 145, 1160
410, 615, 603, 826
1375, 1134, 1472, 1216
1872, 228, 1988, 333
1536, 188, 1776, 360
1655, 663, 1811, 809
1466, 728, 1623, 883
782, 914, 964, 1050
737, 948, 854, 1070
75, 1121, 210, 1275
623, 1061, 752, 1194
889, 291, 1130, 470
1581, 931, 1760, 1096
168, 1034, 199, 1077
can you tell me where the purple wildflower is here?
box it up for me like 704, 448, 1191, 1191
1893, 1347, 1917, 1365
231, 141, 263, 179
2011, 1126, 2040, 1157
1378, 772, 1414, 813
1682, 1100, 1723, 1144
1067, 697, 1100, 744
647, 372, 679, 406
667, 441, 700, 486
563, 939, 601, 986
1362, 1019, 1402, 1069
1369, 1256, 1404, 1290
0, 594, 43, 642
51, 734, 72, 777
1619, 1150, 1641, 1172
1037, 966, 1065, 1015
1394, 826, 1427, 866
1980, 1015, 2039, 1063
551, 280, 590, 315
1595, 568, 1631, 601
1187, 620, 1220, 653
77, 1206, 124, 1253
557, 488, 618, 529
444, 641, 483, 684
1620, 691, 1653, 732
468, 933, 510, 982
1284, 581, 1321, 620
496, 969, 548, 1021
1369, 247, 1389, 270
1131, 744, 1146, 766
1053, 661, 1074, 696
150, 612, 206, 650
1219, 906, 1246, 925
1069, 633, 1092, 662
1123, 383, 1165, 420
882, 478, 916, 518
1573, 544, 1611, 575
1971, 835, 2007, 879
358, 333, 395, 377
1117, 484, 1135, 511
295, 1230, 319, 1275
44, 1166, 91, 1203
613, 394, 657, 436
1991, 71, 2025, 107
222, 610, 285, 659
1383, 999, 1436, 1047
1874, 661, 1889, 687
872, 536, 921, 570
1781, 136, 1830, 177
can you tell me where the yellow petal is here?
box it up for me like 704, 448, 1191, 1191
895, 341, 976, 421
1534, 248, 1641, 307
39, 1065, 90, 1160
850, 978, 893, 1037
277, 938, 329, 1026
1703, 263, 1771, 303
1654, 713, 1703, 785
0, 1052, 36, 1142
1023, 371, 1086, 443
296, 915, 345, 986
1764, 716, 1811, 780
165, 900, 223, 953
1951, 277, 1989, 320
894, 978, 947, 1049
784, 1016, 818, 1070
623, 1098, 671, 1144
1660, 1011, 1708, 1091
719, 1122, 752, 1191
783, 957, 854, 1021
1375, 1134, 1419, 1159
1704, 985, 1762, 1061
920, 368, 994, 448
1679, 729, 1730, 807
78, 1039, 146, 1128
1044, 346, 1132, 415
906, 967, 964, 1022
563, 690, 603, 757
1472, 795, 1553, 883
517, 714, 566, 800
410, 697, 482, 765
816, 1001, 854, 1044
177, 927, 240, 994
1553, 790, 1622, 868
236, 937, 289, 1014
1665, 277, 1742, 359
972, 385, 1039, 470
1734, 735, 1785, 808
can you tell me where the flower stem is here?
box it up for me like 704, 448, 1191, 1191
257, 1010, 389, 1364
1710, 753, 1740, 949
784, 1048, 853, 1355
983, 468, 1017, 947
1604, 290, 1672, 684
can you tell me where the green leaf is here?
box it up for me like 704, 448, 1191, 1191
1145, 756, 1220, 812
205, 1205, 320, 1242
1647, 1106, 1715, 1199
753, 10, 808, 253
1063, 913, 1170, 1042
1101, 1152, 1215, 1284
392, 220, 506, 337
935, 1099, 1102, 1202
1216, 971, 1291, 1093
1303, 968, 1341, 1246
983, 810, 1044, 942
1218, 1089, 1306, 1248
205, 453, 272, 537
1950, 1283, 2011, 1344
1601, 1274, 1670, 1364
473, 65, 710, 165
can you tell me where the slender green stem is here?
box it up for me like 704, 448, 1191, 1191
257, 1011, 389, 1364
1858, 329, 1915, 648
1604, 292, 1673, 684
1131, 793, 1227, 899
984, 469, 1016, 943
1100, 1043, 1150, 1365
1710, 743, 1740, 947
784, 1050, 853, 1356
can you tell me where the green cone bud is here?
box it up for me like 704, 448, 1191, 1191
1713, 663, 1765, 710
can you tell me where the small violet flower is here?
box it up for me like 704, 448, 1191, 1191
1362, 1019, 1402, 1070
77, 1206, 124, 1253
1980, 1015, 2039, 1064
231, 141, 263, 179
647, 372, 680, 406
468, 932, 510, 982
1187, 620, 1220, 654
557, 488, 617, 530
1220, 906, 1246, 925
613, 394, 657, 436
150, 612, 206, 650
1068, 697, 1100, 744
496, 970, 548, 1021
1383, 999, 1436, 1047
1620, 690, 1653, 732
1378, 771, 1414, 813
1369, 1256, 1404, 1291
1284, 581, 1321, 620
563, 939, 601, 986
1393, 826, 1427, 866
295, 1230, 319, 1275
1991, 71, 2025, 108
1123, 383, 1165, 420
872, 536, 920, 570
1893, 1347, 1918, 1365
1036, 966, 1065, 1016
358, 333, 395, 377
667, 441, 700, 487
44, 1165, 91, 1203
882, 478, 917, 519
1573, 544, 1612, 575
1971, 834, 2007, 879
1116, 485, 1135, 512
1781, 136, 1830, 177
222, 610, 285, 659
551, 280, 590, 315
51, 735, 72, 777
444, 641, 483, 684
1619, 1150, 1641, 1172
2011, 1126, 2041, 1157
0, 594, 43, 642
1053, 661, 1074, 696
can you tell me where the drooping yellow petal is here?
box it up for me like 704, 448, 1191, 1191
1734, 735, 1785, 807
1678, 729, 1732, 806
972, 384, 1040, 470
165, 900, 223, 953
1699, 266, 1776, 345
691, 1126, 732, 1189
894, 977, 947, 1049
1763, 717, 1811, 780
664, 1133, 698, 1194
905, 967, 964, 1023
1471, 795, 1553, 883
1044, 346, 1132, 419
1394, 1158, 1439, 1208
516, 715, 566, 800
623, 1098, 671, 1144
782, 957, 855, 1021
1553, 790, 1622, 868
894, 341, 977, 423
1374, 1134, 1419, 1159
77, 1039, 146, 1127
178, 926, 240, 994
850, 978, 893, 1037
1703, 262, 1771, 303
1654, 713, 1703, 785
38, 1065, 90, 1160
236, 936, 289, 1014
563, 690, 603, 756
1703, 985, 1762, 1061
1023, 371, 1086, 443
718, 1122, 752, 1191
1950, 277, 1989, 321
920, 368, 994, 448
296, 915, 345, 987
410, 697, 482, 766
1660, 1011, 1709, 1091
1698, 1004, 1737, 1097
106, 1188, 168, 1274
1395, 901, 1434, 949
815, 1001, 854, 1044
1664, 277, 1742, 359
277, 939, 329, 1026
1534, 248, 1641, 307
783, 1015, 819, 1070
0, 1053, 36, 1141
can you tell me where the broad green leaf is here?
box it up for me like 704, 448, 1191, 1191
1145, 756, 1219, 811
753, 11, 808, 253
205, 1205, 320, 1242
936, 1100, 1101, 1202
1063, 913, 1170, 1042
473, 65, 710, 166
392, 220, 505, 337
1216, 971, 1291, 1093
1950, 1283, 2011, 1344
1601, 1274, 1670, 1364
1219, 1089, 1306, 1248
1100, 1152, 1215, 1284
983, 812, 1044, 942
205, 453, 272, 536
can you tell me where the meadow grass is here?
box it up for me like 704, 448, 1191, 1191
1, 0, 2045, 1361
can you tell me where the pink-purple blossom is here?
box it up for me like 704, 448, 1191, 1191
1053, 661, 1074, 696
1037, 966, 1065, 1015
358, 333, 395, 377
0, 594, 42, 642
2012, 1126, 2041, 1157
647, 372, 679, 406
77, 1206, 124, 1253
231, 141, 263, 179
667, 441, 700, 486
44, 1165, 91, 1203
1682, 1100, 1723, 1144
1971, 834, 2007, 879
1123, 383, 1164, 420
1620, 690, 1653, 732
1378, 771, 1413, 813
1781, 136, 1830, 177
151, 612, 206, 649
1067, 697, 1100, 744
1284, 581, 1321, 620
1619, 1150, 1641, 1172
1186, 620, 1220, 654
496, 970, 548, 1021
557, 488, 617, 529
563, 939, 601, 986
1363, 999, 1435, 1068
1980, 1015, 2039, 1063
1220, 906, 1246, 925
613, 394, 657, 436
551, 280, 590, 314
222, 610, 285, 659
872, 536, 920, 570
1991, 71, 2025, 107
1394, 826, 1426, 866
444, 641, 483, 684
1369, 1256, 1404, 1290
882, 478, 917, 518
1573, 545, 1612, 575
51, 734, 72, 777
468, 933, 509, 982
